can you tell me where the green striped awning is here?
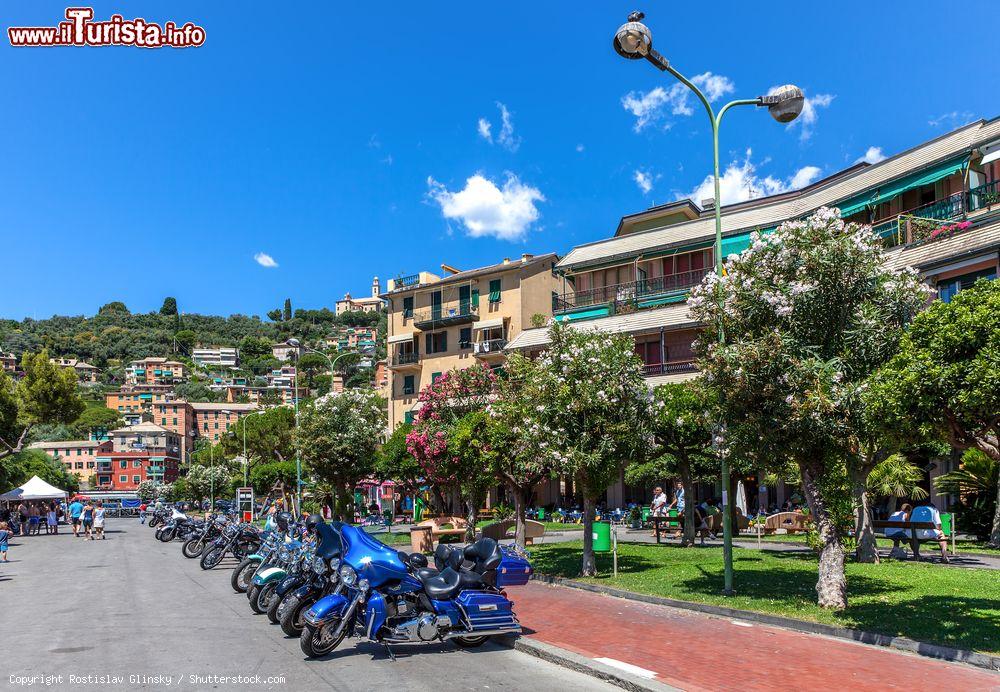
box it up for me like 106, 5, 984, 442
835, 157, 968, 216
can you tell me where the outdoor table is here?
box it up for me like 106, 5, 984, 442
651, 515, 682, 543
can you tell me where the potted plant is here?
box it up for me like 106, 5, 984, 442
628, 505, 643, 529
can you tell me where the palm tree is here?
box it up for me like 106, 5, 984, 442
867, 454, 928, 512
934, 450, 997, 543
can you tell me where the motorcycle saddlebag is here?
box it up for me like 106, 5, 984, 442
495, 550, 532, 587
455, 591, 519, 633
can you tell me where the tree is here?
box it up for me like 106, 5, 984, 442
375, 423, 423, 493
934, 449, 997, 541
174, 329, 196, 354
690, 208, 928, 608
249, 460, 297, 496
0, 449, 79, 494
160, 297, 178, 316
219, 406, 294, 480
240, 335, 272, 360
266, 309, 283, 323
0, 351, 85, 461
297, 388, 385, 518
174, 381, 224, 403
137, 479, 164, 501
867, 453, 928, 511
98, 301, 130, 316
488, 353, 562, 547
866, 279, 1000, 548
297, 352, 331, 389
523, 322, 649, 576
185, 464, 232, 504
71, 406, 123, 439
627, 383, 716, 546
447, 411, 495, 539
283, 298, 293, 322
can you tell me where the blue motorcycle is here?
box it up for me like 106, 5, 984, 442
299, 523, 532, 658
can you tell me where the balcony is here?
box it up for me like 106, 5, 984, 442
390, 352, 421, 370
554, 269, 709, 314
412, 302, 479, 330
873, 181, 999, 248
473, 338, 507, 359
641, 361, 698, 377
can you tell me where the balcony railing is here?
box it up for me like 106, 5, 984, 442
641, 361, 697, 377
873, 182, 1000, 247
412, 302, 479, 329
969, 179, 1000, 213
555, 269, 709, 313
474, 338, 507, 356
392, 352, 420, 366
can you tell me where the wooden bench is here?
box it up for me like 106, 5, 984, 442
416, 516, 469, 544
873, 519, 955, 555
480, 519, 546, 545
762, 511, 809, 535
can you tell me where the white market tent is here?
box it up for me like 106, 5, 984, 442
0, 475, 69, 503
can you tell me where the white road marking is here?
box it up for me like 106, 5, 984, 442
593, 657, 658, 679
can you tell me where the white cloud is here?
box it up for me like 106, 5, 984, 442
575, 143, 585, 153
477, 118, 492, 142
773, 88, 834, 141
622, 72, 734, 132
634, 170, 654, 194
254, 252, 278, 268
477, 103, 520, 151
426, 173, 544, 241
680, 149, 821, 206
855, 146, 886, 165
928, 111, 975, 128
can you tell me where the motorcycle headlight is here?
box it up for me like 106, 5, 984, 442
338, 564, 357, 586
358, 578, 370, 592
278, 547, 290, 561
312, 556, 327, 574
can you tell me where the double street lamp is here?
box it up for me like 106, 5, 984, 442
613, 11, 804, 596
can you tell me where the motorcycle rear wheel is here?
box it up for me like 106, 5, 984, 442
252, 582, 278, 615
231, 559, 256, 592
279, 594, 311, 637
200, 545, 225, 570
452, 635, 489, 648
300, 622, 346, 658
182, 536, 204, 559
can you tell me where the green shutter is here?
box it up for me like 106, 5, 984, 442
425, 333, 433, 354
488, 279, 501, 303
404, 412, 415, 424
440, 331, 447, 352
471, 288, 479, 307
431, 371, 441, 383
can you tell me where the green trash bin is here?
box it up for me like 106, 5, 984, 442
641, 507, 651, 522
592, 521, 612, 552
941, 512, 953, 536
537, 507, 545, 521
413, 497, 425, 523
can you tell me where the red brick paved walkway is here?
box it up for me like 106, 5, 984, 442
513, 581, 1000, 691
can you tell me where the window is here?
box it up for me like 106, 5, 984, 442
119, 475, 127, 483
402, 296, 414, 318
214, 422, 219, 430
173, 418, 178, 426
402, 375, 415, 396
203, 423, 209, 431
404, 411, 415, 424
459, 327, 472, 349
133, 475, 141, 484
938, 269, 995, 302
134, 460, 142, 468
425, 331, 448, 354
471, 288, 480, 308
488, 279, 502, 303
75, 462, 83, 469
161, 418, 168, 426
120, 460, 128, 469
87, 462, 94, 469
76, 448, 82, 455
431, 372, 442, 384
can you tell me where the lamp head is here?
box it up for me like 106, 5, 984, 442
614, 11, 653, 60
761, 84, 805, 123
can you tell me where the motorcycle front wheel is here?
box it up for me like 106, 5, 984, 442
231, 559, 256, 592
148, 517, 160, 528
452, 635, 489, 648
267, 589, 290, 624
300, 622, 346, 658
158, 527, 176, 542
279, 594, 311, 637
200, 545, 225, 570
251, 581, 278, 615
182, 536, 204, 559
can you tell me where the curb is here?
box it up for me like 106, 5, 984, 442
497, 635, 680, 692
531, 574, 1000, 673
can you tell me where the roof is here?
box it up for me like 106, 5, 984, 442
30, 440, 106, 450
382, 253, 559, 296
109, 422, 172, 435
886, 215, 1000, 271
188, 402, 258, 412
558, 118, 1000, 271
133, 357, 167, 364
505, 303, 698, 351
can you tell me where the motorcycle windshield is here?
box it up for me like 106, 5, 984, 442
339, 524, 408, 587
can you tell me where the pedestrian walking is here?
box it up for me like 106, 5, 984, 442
81, 500, 95, 540
68, 497, 84, 536
139, 502, 147, 525
93, 502, 106, 540
46, 502, 58, 535
0, 521, 10, 562
29, 503, 43, 536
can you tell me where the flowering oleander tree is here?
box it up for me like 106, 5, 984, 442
689, 208, 928, 608
405, 365, 498, 518
531, 321, 651, 576
297, 388, 386, 519
488, 352, 565, 547
866, 278, 1000, 548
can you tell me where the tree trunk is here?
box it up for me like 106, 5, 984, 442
431, 486, 447, 515
510, 484, 528, 548
680, 458, 696, 547
465, 496, 479, 542
990, 458, 1000, 549
581, 494, 597, 577
851, 464, 879, 564
800, 464, 847, 609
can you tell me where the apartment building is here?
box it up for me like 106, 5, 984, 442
325, 326, 378, 353
91, 422, 182, 489
224, 384, 306, 406
272, 342, 303, 362
382, 253, 560, 430
189, 402, 258, 443
0, 352, 16, 374
30, 439, 113, 487
126, 357, 187, 385
507, 117, 1000, 509
191, 346, 239, 369
50, 357, 100, 383
106, 385, 178, 422
336, 276, 386, 315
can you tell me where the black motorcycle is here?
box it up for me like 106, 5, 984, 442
182, 514, 226, 558
274, 521, 343, 637
200, 521, 261, 570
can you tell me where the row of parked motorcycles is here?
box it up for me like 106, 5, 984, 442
148, 507, 534, 658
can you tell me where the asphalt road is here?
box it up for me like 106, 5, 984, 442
1, 520, 614, 691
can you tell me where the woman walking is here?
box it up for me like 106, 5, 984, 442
46, 502, 59, 535
93, 502, 106, 540
80, 500, 95, 540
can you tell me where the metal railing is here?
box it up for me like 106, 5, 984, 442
392, 352, 419, 366
555, 268, 709, 313
412, 302, 478, 325
641, 361, 697, 377
473, 338, 507, 355
969, 179, 1000, 212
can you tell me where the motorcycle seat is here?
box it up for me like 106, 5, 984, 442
419, 566, 485, 601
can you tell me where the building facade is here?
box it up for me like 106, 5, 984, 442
0, 352, 16, 374
192, 347, 239, 369
336, 276, 386, 315
50, 357, 100, 383
30, 439, 113, 487
95, 422, 182, 489
189, 402, 258, 443
383, 253, 561, 430
125, 357, 187, 385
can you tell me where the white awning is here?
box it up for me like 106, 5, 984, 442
474, 318, 505, 331
981, 149, 1000, 166
388, 332, 417, 344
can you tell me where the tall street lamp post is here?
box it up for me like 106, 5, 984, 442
283, 339, 305, 517
240, 409, 266, 487
287, 337, 356, 395
613, 11, 804, 596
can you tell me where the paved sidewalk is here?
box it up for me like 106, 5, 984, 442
512, 580, 1000, 691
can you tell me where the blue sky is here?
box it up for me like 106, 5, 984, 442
2, 1, 997, 320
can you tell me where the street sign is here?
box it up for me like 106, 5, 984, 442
237, 486, 254, 522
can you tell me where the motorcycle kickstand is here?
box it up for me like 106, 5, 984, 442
381, 642, 397, 662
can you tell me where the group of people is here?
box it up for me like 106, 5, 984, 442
66, 498, 108, 540
0, 501, 62, 537
649, 481, 720, 539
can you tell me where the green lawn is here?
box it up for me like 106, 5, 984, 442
529, 541, 1000, 654
741, 532, 1000, 555
479, 520, 584, 532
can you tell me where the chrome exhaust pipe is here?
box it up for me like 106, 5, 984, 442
442, 625, 521, 640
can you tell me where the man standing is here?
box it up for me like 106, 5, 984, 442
68, 497, 84, 537
649, 486, 667, 537
667, 480, 685, 537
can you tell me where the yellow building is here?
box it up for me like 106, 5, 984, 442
382, 253, 560, 430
